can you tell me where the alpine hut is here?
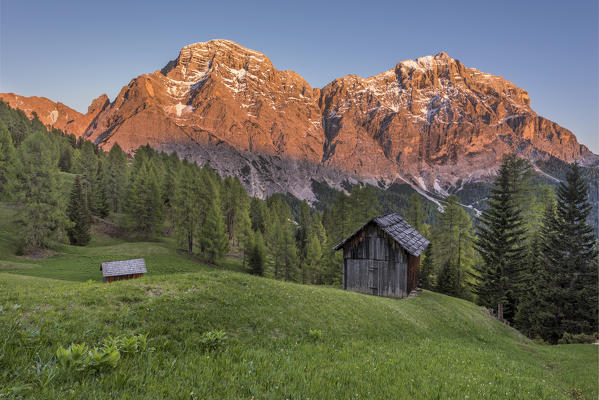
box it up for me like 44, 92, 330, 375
333, 213, 429, 298
100, 258, 147, 283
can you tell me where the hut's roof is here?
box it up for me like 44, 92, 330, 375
100, 258, 147, 277
333, 213, 430, 256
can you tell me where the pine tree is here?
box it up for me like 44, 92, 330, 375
66, 176, 91, 246
16, 132, 69, 251
473, 154, 528, 321
105, 143, 128, 213
0, 122, 18, 200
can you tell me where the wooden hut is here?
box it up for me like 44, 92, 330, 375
100, 258, 147, 283
333, 213, 429, 298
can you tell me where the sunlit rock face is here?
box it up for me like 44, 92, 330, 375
2, 41, 596, 200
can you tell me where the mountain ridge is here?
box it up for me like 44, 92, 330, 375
2, 39, 597, 201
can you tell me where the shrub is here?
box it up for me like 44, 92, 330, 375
307, 329, 323, 342
557, 332, 597, 345
199, 330, 227, 351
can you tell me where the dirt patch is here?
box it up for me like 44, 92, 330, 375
92, 216, 126, 237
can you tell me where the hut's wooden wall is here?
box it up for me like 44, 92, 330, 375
342, 224, 409, 298
407, 255, 420, 293
104, 273, 144, 283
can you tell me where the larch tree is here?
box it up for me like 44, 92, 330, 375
123, 162, 164, 235
433, 195, 474, 298
105, 143, 129, 213
173, 163, 201, 254
16, 132, 69, 251
0, 122, 18, 200
90, 161, 110, 218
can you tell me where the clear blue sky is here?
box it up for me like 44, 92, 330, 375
1, 0, 597, 152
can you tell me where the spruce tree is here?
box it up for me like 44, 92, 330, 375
66, 176, 91, 246
473, 154, 528, 321
533, 163, 598, 342
437, 260, 459, 296
0, 122, 18, 200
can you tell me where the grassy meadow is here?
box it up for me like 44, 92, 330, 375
0, 203, 597, 399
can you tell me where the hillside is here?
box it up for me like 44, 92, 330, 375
0, 204, 596, 399
2, 40, 597, 201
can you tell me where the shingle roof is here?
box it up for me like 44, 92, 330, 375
333, 213, 430, 256
100, 258, 147, 277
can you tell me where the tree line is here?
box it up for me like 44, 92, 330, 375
0, 100, 596, 344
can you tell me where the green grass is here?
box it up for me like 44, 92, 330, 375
0, 203, 597, 399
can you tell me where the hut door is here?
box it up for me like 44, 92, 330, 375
368, 262, 379, 295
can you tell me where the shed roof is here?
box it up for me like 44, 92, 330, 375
332, 213, 430, 256
100, 258, 147, 277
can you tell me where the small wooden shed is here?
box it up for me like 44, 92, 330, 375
333, 213, 429, 298
100, 258, 147, 283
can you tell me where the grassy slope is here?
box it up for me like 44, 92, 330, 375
0, 204, 597, 399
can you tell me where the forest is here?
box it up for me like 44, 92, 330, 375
0, 100, 596, 345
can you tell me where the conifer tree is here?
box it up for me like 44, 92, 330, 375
304, 229, 323, 284
420, 243, 434, 290
0, 122, 18, 200
199, 198, 229, 263
437, 260, 460, 296
434, 195, 474, 298
90, 162, 110, 218
173, 163, 201, 253
406, 192, 426, 232
58, 144, 73, 172
249, 197, 268, 234
526, 163, 598, 342
247, 232, 266, 276
72, 141, 98, 201
16, 132, 69, 251
473, 154, 528, 321
123, 162, 164, 235
66, 176, 91, 246
105, 143, 129, 213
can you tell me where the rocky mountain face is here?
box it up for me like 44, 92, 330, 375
2, 40, 596, 200
0, 92, 109, 136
